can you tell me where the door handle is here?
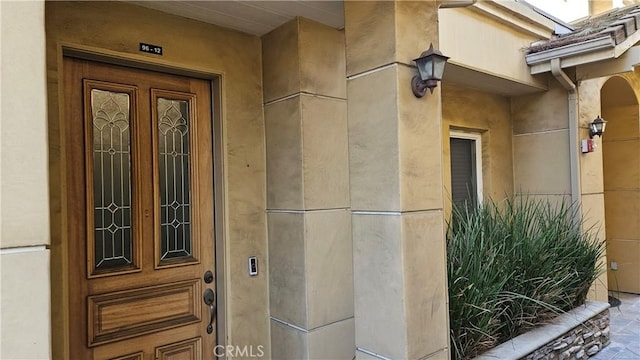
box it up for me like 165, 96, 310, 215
203, 288, 216, 334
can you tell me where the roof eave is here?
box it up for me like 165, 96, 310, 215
526, 36, 614, 74
575, 46, 640, 80
469, 0, 555, 39
526, 28, 640, 75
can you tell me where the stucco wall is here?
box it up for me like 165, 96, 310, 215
0, 1, 50, 248
45, 1, 268, 357
262, 18, 354, 359
512, 75, 610, 302
598, 74, 640, 294
577, 73, 640, 298
442, 84, 514, 207
578, 77, 610, 302
345, 2, 450, 359
511, 76, 572, 203
0, 1, 52, 358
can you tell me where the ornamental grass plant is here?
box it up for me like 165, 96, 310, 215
447, 196, 605, 360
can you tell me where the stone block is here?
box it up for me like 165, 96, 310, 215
298, 18, 346, 99
270, 318, 355, 360
262, 18, 301, 102
305, 210, 353, 329
268, 212, 306, 327
397, 65, 443, 212
344, 1, 395, 76
301, 96, 349, 210
265, 97, 304, 210
1, 249, 51, 359
353, 211, 447, 359
269, 210, 353, 329
348, 66, 400, 211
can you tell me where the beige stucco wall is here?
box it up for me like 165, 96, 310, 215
577, 73, 640, 297
512, 73, 613, 302
598, 74, 640, 294
0, 1, 50, 248
511, 74, 610, 302
442, 84, 514, 208
0, 1, 52, 358
511, 76, 572, 203
345, 2, 450, 359
262, 18, 355, 359
45, 1, 269, 357
577, 77, 609, 302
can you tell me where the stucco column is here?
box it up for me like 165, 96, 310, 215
262, 18, 355, 359
345, 2, 449, 359
577, 78, 610, 302
0, 1, 51, 359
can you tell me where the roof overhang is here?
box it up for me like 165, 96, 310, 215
525, 5, 640, 78
468, 0, 556, 39
444, 61, 548, 96
575, 45, 640, 80
526, 29, 640, 75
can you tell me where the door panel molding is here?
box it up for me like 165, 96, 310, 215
155, 337, 203, 360
110, 351, 144, 360
88, 279, 201, 346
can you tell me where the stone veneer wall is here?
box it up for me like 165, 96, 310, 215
523, 309, 610, 360
476, 302, 611, 360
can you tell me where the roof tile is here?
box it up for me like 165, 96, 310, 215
528, 4, 640, 54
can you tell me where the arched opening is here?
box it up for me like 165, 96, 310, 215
601, 76, 640, 295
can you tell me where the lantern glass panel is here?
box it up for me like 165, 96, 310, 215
598, 121, 606, 133
433, 57, 447, 80
417, 57, 434, 80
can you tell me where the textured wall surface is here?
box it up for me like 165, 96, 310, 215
600, 74, 640, 295
0, 1, 52, 359
346, 2, 450, 359
262, 17, 354, 359
0, 1, 50, 249
477, 303, 611, 360
523, 310, 610, 360
442, 84, 514, 208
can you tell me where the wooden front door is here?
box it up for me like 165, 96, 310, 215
64, 57, 217, 359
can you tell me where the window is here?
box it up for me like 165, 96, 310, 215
450, 131, 483, 209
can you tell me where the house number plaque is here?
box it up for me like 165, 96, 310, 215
139, 43, 163, 55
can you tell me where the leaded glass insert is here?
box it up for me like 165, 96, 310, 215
157, 98, 192, 260
91, 89, 133, 270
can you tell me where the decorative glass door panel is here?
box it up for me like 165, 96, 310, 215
84, 80, 141, 277
152, 90, 200, 268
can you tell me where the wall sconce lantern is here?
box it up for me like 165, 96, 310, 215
589, 116, 607, 138
412, 43, 450, 98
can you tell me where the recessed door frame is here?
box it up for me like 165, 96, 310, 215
52, 43, 227, 358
